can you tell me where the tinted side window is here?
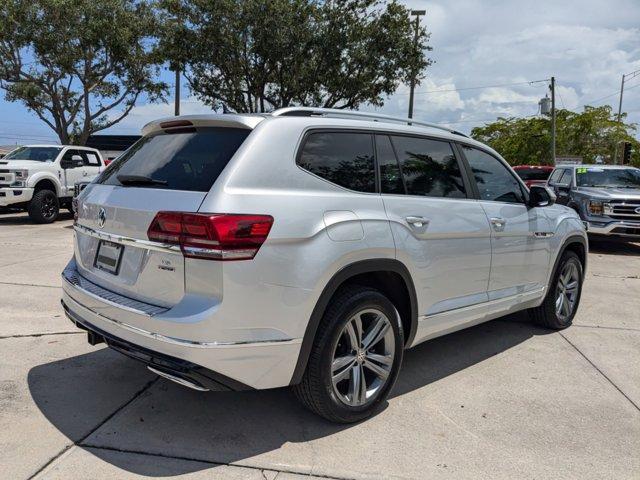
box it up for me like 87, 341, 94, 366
375, 134, 404, 194
558, 169, 573, 186
298, 132, 375, 192
463, 146, 525, 203
548, 169, 564, 184
391, 136, 466, 198
62, 149, 80, 161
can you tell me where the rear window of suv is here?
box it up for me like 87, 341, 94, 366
97, 127, 250, 192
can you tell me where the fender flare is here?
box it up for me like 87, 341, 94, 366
549, 234, 588, 285
289, 258, 418, 386
28, 172, 63, 197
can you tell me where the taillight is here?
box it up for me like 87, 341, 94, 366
147, 212, 273, 260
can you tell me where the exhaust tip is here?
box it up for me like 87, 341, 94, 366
147, 365, 210, 392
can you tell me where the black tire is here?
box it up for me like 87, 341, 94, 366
293, 285, 404, 423
28, 189, 59, 224
529, 250, 583, 329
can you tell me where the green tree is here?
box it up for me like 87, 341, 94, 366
471, 105, 640, 167
0, 0, 167, 145
159, 0, 432, 112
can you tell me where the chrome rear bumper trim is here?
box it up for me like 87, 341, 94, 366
74, 224, 181, 254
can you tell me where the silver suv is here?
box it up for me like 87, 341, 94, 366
62, 108, 587, 423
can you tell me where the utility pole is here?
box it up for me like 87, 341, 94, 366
614, 69, 640, 163
174, 67, 181, 116
550, 76, 556, 165
408, 10, 426, 119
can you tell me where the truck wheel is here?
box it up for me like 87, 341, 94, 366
293, 285, 404, 423
529, 251, 583, 330
28, 190, 59, 224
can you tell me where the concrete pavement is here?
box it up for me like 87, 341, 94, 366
0, 212, 638, 479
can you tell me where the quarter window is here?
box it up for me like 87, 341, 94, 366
297, 132, 375, 193
462, 146, 526, 203
84, 152, 101, 166
391, 136, 466, 198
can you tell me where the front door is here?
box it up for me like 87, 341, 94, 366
548, 168, 573, 205
459, 145, 553, 301
378, 134, 492, 343
59, 149, 85, 197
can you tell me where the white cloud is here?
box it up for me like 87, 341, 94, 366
102, 0, 640, 137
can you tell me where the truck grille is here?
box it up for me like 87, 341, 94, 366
607, 200, 640, 221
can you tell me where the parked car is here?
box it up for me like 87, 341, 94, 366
62, 108, 587, 423
513, 165, 554, 188
547, 164, 640, 240
0, 145, 104, 223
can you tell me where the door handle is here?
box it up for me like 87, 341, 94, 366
406, 216, 429, 228
490, 217, 506, 232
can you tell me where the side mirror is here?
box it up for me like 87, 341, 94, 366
528, 185, 556, 208
61, 155, 84, 169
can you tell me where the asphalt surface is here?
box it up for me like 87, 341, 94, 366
1, 212, 639, 479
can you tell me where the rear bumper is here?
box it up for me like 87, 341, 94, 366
61, 259, 303, 389
587, 220, 640, 239
62, 300, 250, 391
0, 187, 33, 206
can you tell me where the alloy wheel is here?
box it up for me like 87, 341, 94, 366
555, 261, 580, 321
331, 308, 396, 407
41, 194, 57, 219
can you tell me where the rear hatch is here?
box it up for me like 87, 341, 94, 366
74, 123, 252, 307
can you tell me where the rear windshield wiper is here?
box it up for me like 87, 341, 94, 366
117, 174, 168, 186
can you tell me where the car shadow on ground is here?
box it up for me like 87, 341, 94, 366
0, 211, 73, 225
28, 313, 552, 477
588, 238, 640, 256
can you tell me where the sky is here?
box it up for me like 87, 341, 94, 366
1, 0, 639, 146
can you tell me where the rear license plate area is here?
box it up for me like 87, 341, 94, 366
94, 240, 124, 275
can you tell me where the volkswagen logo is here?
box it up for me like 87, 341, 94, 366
97, 208, 106, 228
635, 207, 640, 215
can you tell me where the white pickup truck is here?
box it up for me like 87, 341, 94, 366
0, 144, 104, 223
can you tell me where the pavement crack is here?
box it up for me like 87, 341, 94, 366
591, 273, 639, 280
572, 324, 640, 332
76, 445, 353, 480
28, 378, 158, 480
559, 332, 640, 412
0, 331, 82, 340
0, 281, 60, 288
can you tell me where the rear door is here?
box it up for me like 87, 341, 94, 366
459, 145, 553, 301
75, 126, 251, 307
379, 134, 492, 341
80, 149, 103, 178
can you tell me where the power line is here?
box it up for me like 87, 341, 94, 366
583, 81, 640, 105
395, 79, 549, 96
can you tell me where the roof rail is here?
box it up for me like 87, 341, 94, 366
271, 107, 468, 137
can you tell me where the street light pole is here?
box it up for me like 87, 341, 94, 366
174, 67, 181, 117
550, 76, 556, 165
408, 10, 426, 120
